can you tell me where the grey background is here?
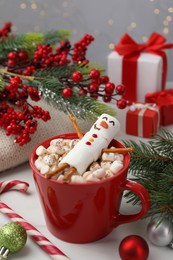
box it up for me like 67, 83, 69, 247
1, 0, 173, 81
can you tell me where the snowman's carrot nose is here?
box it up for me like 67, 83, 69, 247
100, 121, 108, 128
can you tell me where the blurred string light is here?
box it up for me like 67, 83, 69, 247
14, 0, 173, 48
18, 1, 40, 31
152, 2, 173, 36
108, 0, 173, 49
29, 0, 79, 34
20, 3, 27, 9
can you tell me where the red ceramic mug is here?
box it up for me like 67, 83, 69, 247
30, 133, 150, 243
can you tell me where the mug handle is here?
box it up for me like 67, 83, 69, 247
114, 179, 150, 225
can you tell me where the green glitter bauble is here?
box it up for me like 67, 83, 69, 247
0, 222, 27, 253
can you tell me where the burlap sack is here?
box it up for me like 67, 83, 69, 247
0, 100, 94, 172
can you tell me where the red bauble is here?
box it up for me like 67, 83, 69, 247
119, 235, 149, 260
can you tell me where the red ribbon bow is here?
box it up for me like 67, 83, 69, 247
114, 33, 173, 101
146, 89, 173, 106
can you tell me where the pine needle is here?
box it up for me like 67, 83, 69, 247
123, 128, 173, 221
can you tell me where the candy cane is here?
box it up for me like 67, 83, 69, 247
0, 180, 69, 260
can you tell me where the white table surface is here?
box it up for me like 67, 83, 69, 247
0, 108, 173, 260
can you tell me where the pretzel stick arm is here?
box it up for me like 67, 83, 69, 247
45, 163, 69, 179
68, 114, 83, 139
102, 147, 134, 153
63, 167, 77, 182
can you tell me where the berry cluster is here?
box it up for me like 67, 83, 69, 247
61, 69, 129, 109
7, 50, 29, 67
71, 34, 94, 63
6, 34, 94, 75
0, 22, 129, 147
0, 21, 12, 39
0, 76, 50, 145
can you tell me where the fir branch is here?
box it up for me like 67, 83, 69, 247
33, 62, 105, 79
123, 140, 171, 174
0, 75, 5, 91
33, 64, 75, 78
150, 128, 173, 160
44, 30, 71, 45
29, 63, 115, 120
39, 86, 116, 120
73, 62, 105, 75
123, 128, 173, 222
0, 30, 70, 58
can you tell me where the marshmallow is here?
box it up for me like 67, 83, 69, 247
89, 162, 101, 171
50, 138, 64, 146
49, 139, 66, 155
57, 174, 64, 182
40, 164, 50, 174
83, 171, 92, 179
101, 152, 115, 162
43, 154, 57, 166
105, 169, 114, 178
71, 175, 84, 183
110, 160, 123, 174
36, 145, 48, 156
68, 139, 79, 149
85, 174, 100, 182
35, 158, 45, 170
93, 168, 106, 179
113, 154, 124, 162
100, 161, 112, 170
47, 145, 62, 156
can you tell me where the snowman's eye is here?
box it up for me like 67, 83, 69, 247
109, 120, 115, 126
102, 116, 108, 120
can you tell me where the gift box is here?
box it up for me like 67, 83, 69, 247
107, 33, 173, 102
126, 103, 160, 138
145, 89, 173, 126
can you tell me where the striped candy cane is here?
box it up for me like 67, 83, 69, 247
0, 180, 69, 260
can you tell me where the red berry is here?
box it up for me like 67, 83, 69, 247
7, 59, 16, 66
89, 69, 100, 79
90, 93, 98, 99
101, 75, 109, 84
117, 99, 127, 109
71, 71, 83, 82
79, 89, 87, 95
7, 51, 17, 60
18, 50, 29, 61
127, 100, 133, 106
62, 87, 73, 98
103, 95, 112, 103
116, 84, 126, 95
105, 82, 115, 94
92, 78, 102, 85
88, 83, 99, 92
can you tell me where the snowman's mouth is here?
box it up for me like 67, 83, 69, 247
94, 124, 100, 130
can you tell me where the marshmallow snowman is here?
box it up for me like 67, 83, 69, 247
60, 114, 120, 174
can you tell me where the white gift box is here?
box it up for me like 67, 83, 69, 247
107, 51, 163, 102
